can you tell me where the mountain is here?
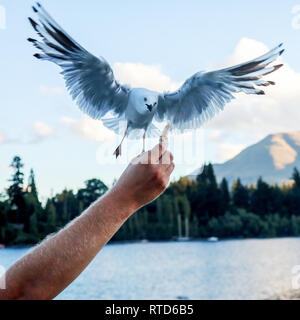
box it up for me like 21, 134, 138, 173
190, 131, 300, 186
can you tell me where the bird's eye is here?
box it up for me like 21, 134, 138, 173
144, 98, 147, 102
154, 102, 157, 106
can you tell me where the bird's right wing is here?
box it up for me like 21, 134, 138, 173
28, 3, 130, 119
155, 44, 284, 131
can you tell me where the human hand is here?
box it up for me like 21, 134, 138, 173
112, 137, 175, 212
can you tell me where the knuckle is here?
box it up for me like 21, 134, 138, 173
152, 170, 165, 188
157, 176, 167, 190
152, 168, 160, 179
166, 152, 174, 164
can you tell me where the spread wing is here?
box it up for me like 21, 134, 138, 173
155, 44, 284, 131
28, 3, 130, 119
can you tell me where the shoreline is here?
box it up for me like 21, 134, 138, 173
2, 235, 300, 249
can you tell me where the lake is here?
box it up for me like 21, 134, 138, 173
1, 238, 300, 300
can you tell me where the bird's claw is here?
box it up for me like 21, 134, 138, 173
113, 145, 122, 158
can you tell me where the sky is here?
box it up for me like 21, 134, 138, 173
1, 0, 300, 202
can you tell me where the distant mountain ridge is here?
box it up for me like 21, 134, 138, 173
190, 131, 300, 186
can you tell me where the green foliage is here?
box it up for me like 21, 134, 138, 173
232, 179, 249, 209
77, 179, 108, 210
220, 178, 230, 212
1, 156, 300, 246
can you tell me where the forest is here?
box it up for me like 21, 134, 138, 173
1, 155, 300, 245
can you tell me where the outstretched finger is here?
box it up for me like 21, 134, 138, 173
160, 123, 171, 145
150, 124, 170, 163
150, 140, 168, 163
160, 152, 174, 165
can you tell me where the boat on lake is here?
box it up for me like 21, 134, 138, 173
207, 237, 219, 242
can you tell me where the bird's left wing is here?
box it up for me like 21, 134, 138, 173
28, 3, 130, 119
155, 44, 284, 131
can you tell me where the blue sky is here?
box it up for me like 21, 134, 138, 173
1, 0, 300, 201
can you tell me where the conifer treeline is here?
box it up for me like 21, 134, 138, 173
1, 156, 300, 245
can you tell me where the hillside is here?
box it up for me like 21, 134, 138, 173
190, 131, 300, 185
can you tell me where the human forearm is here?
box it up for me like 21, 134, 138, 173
0, 191, 135, 300
0, 139, 174, 300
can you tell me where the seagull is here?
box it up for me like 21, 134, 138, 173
28, 3, 284, 158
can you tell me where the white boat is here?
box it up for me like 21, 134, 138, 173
207, 237, 219, 242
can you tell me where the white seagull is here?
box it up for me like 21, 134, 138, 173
28, 3, 284, 158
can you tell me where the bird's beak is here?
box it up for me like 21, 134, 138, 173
146, 104, 153, 112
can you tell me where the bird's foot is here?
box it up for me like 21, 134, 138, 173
113, 145, 122, 158
160, 123, 171, 144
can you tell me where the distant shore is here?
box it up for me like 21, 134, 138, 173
2, 235, 300, 249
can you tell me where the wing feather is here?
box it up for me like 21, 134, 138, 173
156, 44, 284, 131
28, 3, 130, 119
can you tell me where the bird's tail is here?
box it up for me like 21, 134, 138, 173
102, 117, 125, 135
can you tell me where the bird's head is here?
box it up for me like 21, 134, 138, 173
130, 88, 159, 115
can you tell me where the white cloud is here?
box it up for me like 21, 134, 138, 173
206, 130, 246, 162
25, 122, 55, 144
0, 164, 8, 171
226, 38, 270, 67
0, 123, 54, 145
203, 38, 300, 162
40, 85, 64, 96
113, 62, 181, 92
61, 116, 115, 143
208, 38, 299, 135
33, 122, 54, 138
0, 132, 6, 144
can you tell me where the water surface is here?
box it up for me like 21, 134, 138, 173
1, 238, 300, 300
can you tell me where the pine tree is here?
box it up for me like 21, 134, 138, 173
232, 179, 249, 209
251, 177, 272, 216
156, 197, 163, 224
292, 168, 300, 189
288, 168, 300, 216
29, 209, 39, 238
196, 164, 222, 221
181, 195, 191, 238
0, 194, 8, 243
173, 197, 182, 238
27, 169, 38, 199
161, 195, 174, 238
77, 179, 108, 209
220, 178, 230, 213
197, 164, 217, 187
23, 191, 42, 237
140, 208, 149, 239
7, 156, 26, 224
26, 169, 44, 231
45, 200, 57, 234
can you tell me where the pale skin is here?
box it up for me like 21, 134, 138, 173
0, 138, 174, 300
